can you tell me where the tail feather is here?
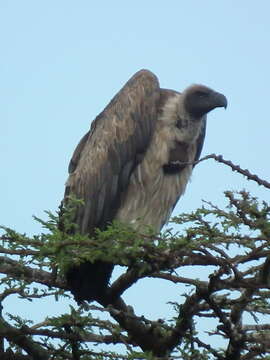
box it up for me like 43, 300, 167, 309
66, 261, 114, 303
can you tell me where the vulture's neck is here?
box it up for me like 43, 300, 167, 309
159, 93, 204, 145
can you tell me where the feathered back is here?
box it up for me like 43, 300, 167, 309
65, 70, 160, 233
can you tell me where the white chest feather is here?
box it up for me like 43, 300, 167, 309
115, 94, 202, 232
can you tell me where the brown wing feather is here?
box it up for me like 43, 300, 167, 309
65, 69, 160, 234
67, 130, 90, 175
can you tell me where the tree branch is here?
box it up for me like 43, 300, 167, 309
0, 256, 65, 289
0, 318, 49, 360
191, 154, 270, 189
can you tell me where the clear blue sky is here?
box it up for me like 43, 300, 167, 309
1, 0, 270, 348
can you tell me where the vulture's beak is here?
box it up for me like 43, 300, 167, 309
213, 92, 228, 109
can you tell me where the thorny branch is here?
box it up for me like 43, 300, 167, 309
193, 153, 270, 189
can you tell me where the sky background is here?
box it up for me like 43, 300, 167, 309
1, 0, 270, 351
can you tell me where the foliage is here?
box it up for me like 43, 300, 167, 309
0, 155, 270, 360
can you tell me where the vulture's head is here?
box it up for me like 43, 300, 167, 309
183, 85, 227, 118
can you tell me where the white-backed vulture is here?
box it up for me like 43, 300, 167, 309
63, 69, 227, 303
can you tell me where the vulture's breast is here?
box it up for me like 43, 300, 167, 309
115, 94, 199, 232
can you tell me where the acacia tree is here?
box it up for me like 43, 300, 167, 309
0, 155, 270, 360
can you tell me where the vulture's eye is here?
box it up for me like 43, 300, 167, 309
196, 91, 208, 98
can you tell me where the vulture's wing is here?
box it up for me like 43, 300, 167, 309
68, 130, 90, 174
65, 70, 160, 234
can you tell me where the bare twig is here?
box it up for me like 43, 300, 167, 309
189, 154, 270, 189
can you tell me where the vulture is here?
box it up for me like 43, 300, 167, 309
64, 69, 227, 303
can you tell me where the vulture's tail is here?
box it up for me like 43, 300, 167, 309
66, 261, 114, 304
